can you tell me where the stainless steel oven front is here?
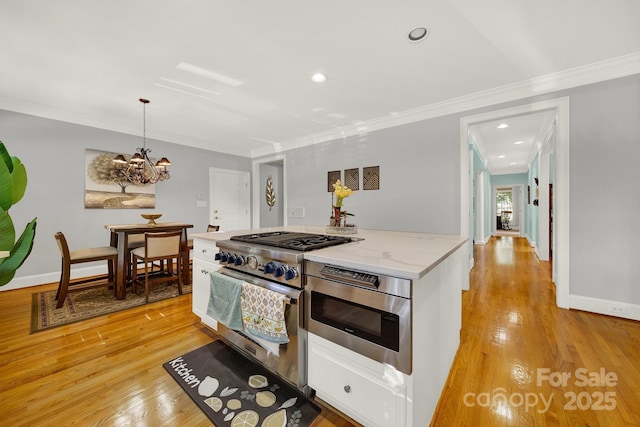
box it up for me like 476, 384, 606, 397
214, 267, 308, 395
305, 260, 412, 375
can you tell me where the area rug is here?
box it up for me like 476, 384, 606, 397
30, 282, 191, 333
163, 340, 320, 427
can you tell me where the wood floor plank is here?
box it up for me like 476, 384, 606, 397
1, 237, 638, 426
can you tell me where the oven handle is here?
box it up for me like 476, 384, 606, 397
217, 267, 303, 304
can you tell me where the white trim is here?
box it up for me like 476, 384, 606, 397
251, 155, 287, 229
570, 295, 640, 322
0, 266, 106, 291
252, 53, 640, 158
461, 97, 570, 309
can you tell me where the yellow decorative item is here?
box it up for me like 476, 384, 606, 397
331, 179, 355, 228
265, 176, 276, 211
141, 213, 162, 225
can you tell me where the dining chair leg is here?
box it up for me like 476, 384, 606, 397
145, 261, 150, 304
176, 256, 183, 295
55, 262, 72, 309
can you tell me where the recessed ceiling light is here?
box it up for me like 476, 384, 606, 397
497, 123, 509, 129
311, 73, 327, 83
514, 140, 524, 145
510, 162, 517, 165
498, 155, 506, 158
408, 27, 428, 42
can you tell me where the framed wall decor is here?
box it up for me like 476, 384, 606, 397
344, 168, 359, 190
363, 166, 380, 190
84, 149, 155, 209
327, 170, 341, 192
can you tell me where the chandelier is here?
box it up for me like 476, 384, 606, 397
113, 98, 171, 185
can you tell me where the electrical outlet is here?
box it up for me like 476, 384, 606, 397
611, 305, 627, 315
288, 207, 305, 218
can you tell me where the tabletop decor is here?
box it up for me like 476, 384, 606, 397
141, 212, 162, 225
327, 179, 357, 234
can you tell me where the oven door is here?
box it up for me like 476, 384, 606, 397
306, 276, 412, 375
214, 267, 308, 394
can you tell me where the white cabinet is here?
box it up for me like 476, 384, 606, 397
308, 333, 408, 427
192, 239, 220, 330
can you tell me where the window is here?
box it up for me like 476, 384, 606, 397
496, 188, 513, 217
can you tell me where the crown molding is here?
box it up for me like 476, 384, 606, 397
252, 52, 640, 158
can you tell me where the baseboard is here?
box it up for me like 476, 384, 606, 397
570, 294, 640, 321
0, 265, 107, 292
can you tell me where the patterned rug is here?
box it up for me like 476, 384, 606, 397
164, 340, 320, 427
30, 281, 192, 333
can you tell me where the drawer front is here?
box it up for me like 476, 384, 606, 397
192, 257, 219, 329
193, 238, 218, 262
308, 334, 405, 427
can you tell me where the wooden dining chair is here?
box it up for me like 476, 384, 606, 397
54, 232, 119, 309
131, 231, 183, 303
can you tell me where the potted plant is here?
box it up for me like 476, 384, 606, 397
0, 142, 37, 286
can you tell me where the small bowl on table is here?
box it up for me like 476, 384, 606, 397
141, 213, 162, 226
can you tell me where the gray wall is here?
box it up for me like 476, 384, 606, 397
283, 115, 462, 234
1, 109, 251, 283
568, 75, 640, 303
269, 73, 640, 306
3, 73, 640, 307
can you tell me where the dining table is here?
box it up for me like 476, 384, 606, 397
105, 222, 193, 299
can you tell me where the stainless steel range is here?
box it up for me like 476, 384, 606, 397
213, 231, 352, 395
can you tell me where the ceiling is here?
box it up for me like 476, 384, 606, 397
1, 1, 639, 167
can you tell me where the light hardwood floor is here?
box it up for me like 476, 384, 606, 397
432, 237, 640, 426
1, 237, 638, 426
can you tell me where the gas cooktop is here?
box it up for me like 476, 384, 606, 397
230, 231, 351, 252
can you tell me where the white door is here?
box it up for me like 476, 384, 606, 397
209, 168, 251, 232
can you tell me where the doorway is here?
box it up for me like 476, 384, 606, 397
460, 97, 570, 308
252, 155, 287, 228
209, 168, 251, 232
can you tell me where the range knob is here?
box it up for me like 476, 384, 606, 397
234, 255, 244, 266
227, 254, 236, 265
285, 268, 298, 281
219, 252, 229, 263
274, 265, 286, 278
214, 252, 222, 261
264, 262, 276, 274
246, 256, 258, 270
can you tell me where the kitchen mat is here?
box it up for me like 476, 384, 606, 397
163, 340, 320, 427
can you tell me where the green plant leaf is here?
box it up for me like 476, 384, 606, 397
0, 150, 13, 211
0, 217, 37, 287
0, 207, 16, 251
0, 142, 13, 173
10, 157, 27, 205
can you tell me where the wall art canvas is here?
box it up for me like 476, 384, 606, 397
327, 170, 341, 192
84, 149, 155, 209
344, 168, 359, 190
363, 166, 380, 190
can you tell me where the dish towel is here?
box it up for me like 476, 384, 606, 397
241, 282, 289, 344
207, 271, 243, 331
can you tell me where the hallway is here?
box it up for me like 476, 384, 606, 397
432, 236, 640, 426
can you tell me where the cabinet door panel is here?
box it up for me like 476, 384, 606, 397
308, 334, 405, 427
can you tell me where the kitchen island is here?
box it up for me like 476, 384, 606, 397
191, 225, 468, 427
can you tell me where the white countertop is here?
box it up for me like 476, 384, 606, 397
192, 225, 468, 280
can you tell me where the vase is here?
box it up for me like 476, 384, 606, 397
333, 206, 342, 227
